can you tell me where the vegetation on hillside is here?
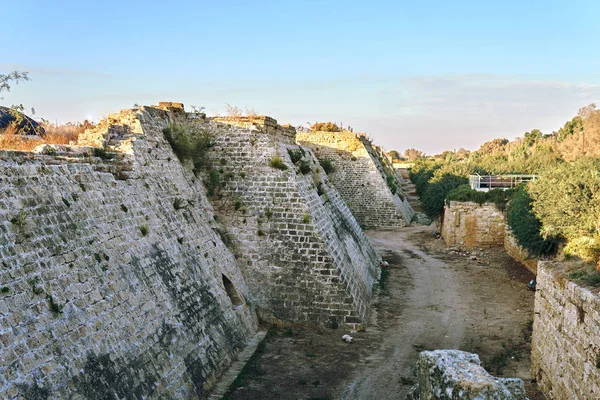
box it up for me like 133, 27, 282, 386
407, 103, 600, 269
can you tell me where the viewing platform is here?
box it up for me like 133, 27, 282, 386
469, 174, 538, 191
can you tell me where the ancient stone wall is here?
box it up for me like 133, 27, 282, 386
0, 106, 258, 398
441, 201, 505, 249
199, 116, 381, 327
532, 261, 600, 399
297, 131, 414, 227
504, 227, 538, 275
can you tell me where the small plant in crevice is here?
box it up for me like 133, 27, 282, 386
287, 148, 304, 164
10, 209, 27, 229
173, 197, 186, 210
206, 169, 221, 197
269, 156, 288, 171
71, 193, 79, 201
234, 199, 244, 210
79, 182, 87, 192
1, 286, 9, 294
62, 197, 71, 208
299, 161, 312, 174
177, 237, 184, 244
139, 224, 149, 237
257, 229, 265, 237
94, 253, 102, 263
239, 171, 246, 179
93, 147, 114, 160
302, 214, 310, 224
220, 158, 227, 166
264, 208, 273, 219
319, 158, 335, 174
47, 294, 64, 314
351, 156, 357, 161
120, 204, 128, 213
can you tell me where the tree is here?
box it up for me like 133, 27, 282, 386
557, 116, 583, 142
0, 71, 29, 99
523, 129, 543, 147
477, 138, 508, 155
387, 150, 401, 162
404, 148, 424, 161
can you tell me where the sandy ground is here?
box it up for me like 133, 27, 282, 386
223, 225, 545, 400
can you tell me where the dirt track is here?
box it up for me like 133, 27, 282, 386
224, 226, 543, 399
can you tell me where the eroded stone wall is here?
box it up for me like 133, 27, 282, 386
198, 116, 381, 327
297, 131, 414, 227
441, 201, 505, 250
0, 107, 257, 398
532, 261, 600, 399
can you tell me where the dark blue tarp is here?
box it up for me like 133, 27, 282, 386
0, 106, 44, 136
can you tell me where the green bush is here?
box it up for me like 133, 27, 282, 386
269, 156, 288, 170
319, 159, 335, 174
506, 186, 557, 256
163, 122, 214, 171
446, 185, 513, 209
287, 148, 304, 164
299, 161, 312, 174
421, 174, 468, 219
206, 169, 221, 196
386, 174, 399, 194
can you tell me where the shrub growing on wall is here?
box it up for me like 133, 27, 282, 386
162, 122, 214, 171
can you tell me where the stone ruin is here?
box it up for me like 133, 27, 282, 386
407, 350, 526, 400
0, 102, 382, 397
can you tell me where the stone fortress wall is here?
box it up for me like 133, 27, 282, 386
188, 114, 380, 327
532, 261, 600, 399
0, 103, 384, 398
0, 105, 258, 398
297, 131, 414, 227
441, 201, 538, 274
441, 201, 506, 249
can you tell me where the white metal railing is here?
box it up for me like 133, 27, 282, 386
469, 174, 538, 191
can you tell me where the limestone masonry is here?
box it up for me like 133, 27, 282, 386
441, 201, 505, 249
441, 201, 538, 274
0, 103, 382, 398
532, 261, 600, 399
297, 130, 414, 227
407, 350, 526, 400
196, 115, 380, 327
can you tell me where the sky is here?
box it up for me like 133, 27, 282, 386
2, 0, 600, 154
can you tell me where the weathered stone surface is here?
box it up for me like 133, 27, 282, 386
0, 103, 387, 397
200, 115, 380, 327
297, 131, 414, 227
442, 201, 505, 250
0, 107, 258, 398
408, 350, 526, 400
532, 261, 600, 399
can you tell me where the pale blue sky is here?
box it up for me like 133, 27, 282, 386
2, 0, 600, 154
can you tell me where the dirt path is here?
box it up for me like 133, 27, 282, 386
338, 228, 469, 399
223, 226, 543, 400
